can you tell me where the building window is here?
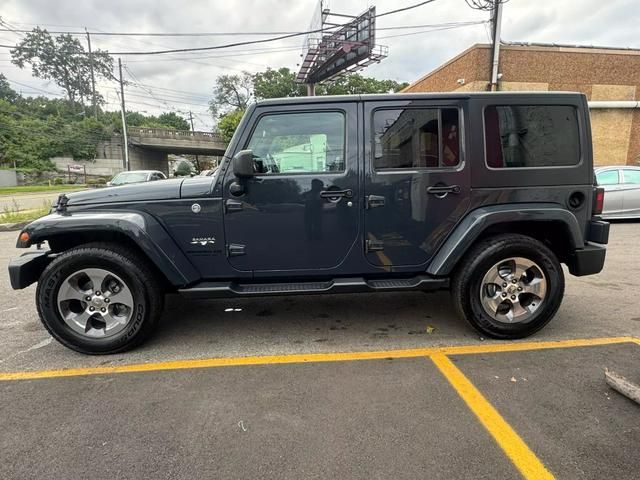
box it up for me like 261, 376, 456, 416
246, 111, 345, 174
373, 108, 460, 170
484, 105, 580, 168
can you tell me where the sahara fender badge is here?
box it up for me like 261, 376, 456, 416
191, 203, 202, 213
191, 237, 216, 246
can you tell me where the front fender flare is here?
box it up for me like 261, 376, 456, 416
427, 203, 584, 276
19, 211, 200, 287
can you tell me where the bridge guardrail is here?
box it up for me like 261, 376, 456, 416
127, 127, 224, 142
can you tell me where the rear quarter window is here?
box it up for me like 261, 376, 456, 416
484, 105, 580, 168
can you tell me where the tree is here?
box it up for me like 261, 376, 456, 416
217, 109, 245, 143
253, 68, 306, 100
252, 68, 408, 100
324, 74, 409, 95
174, 160, 193, 176
10, 28, 113, 108
208, 72, 253, 117
0, 74, 19, 102
157, 112, 190, 130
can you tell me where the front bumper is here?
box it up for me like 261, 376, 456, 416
8, 251, 53, 289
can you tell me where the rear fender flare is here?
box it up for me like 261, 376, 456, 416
427, 204, 584, 276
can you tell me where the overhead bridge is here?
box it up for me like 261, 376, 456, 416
127, 127, 228, 156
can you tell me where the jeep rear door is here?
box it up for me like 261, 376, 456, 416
222, 102, 360, 273
363, 98, 470, 268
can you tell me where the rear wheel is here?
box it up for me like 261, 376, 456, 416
36, 243, 163, 354
452, 234, 565, 339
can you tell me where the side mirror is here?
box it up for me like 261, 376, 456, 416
233, 150, 255, 178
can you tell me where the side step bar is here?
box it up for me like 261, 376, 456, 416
178, 275, 448, 299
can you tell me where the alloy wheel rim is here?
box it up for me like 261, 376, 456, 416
479, 257, 547, 324
57, 268, 134, 338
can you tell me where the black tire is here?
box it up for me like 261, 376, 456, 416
36, 243, 164, 354
451, 234, 565, 339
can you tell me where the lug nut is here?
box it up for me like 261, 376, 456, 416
512, 279, 517, 284
502, 292, 507, 297
518, 286, 523, 291
100, 307, 106, 313
95, 291, 101, 296
85, 296, 91, 301
502, 283, 507, 287
104, 298, 110, 303
89, 306, 95, 311
511, 295, 516, 300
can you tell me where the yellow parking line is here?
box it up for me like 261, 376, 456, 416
0, 336, 637, 381
431, 354, 554, 479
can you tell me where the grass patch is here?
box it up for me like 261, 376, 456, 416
0, 184, 86, 195
1, 200, 51, 225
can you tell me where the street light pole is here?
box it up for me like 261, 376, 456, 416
118, 58, 130, 171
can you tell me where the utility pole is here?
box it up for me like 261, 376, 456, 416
118, 58, 130, 171
188, 110, 201, 172
85, 28, 98, 119
489, 0, 503, 91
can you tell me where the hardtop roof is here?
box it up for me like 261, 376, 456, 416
254, 91, 585, 106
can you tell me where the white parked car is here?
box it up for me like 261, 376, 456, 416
595, 166, 640, 219
107, 170, 167, 187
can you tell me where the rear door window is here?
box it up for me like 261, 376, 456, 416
622, 169, 640, 184
372, 107, 460, 170
484, 105, 580, 168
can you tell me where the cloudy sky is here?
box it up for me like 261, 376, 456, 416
1, 0, 638, 130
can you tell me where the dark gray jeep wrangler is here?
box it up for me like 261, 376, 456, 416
9, 92, 610, 354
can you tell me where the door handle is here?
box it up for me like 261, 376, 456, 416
426, 185, 461, 197
225, 199, 243, 212
319, 189, 353, 199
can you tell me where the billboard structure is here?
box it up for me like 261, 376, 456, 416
296, 3, 388, 94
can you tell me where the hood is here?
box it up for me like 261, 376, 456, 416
63, 178, 184, 206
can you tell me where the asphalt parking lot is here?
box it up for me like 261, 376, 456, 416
1, 223, 639, 479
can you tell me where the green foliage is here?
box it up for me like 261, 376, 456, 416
323, 74, 409, 95
212, 67, 409, 142
174, 161, 193, 176
0, 86, 111, 170
208, 72, 253, 117
10, 27, 113, 107
156, 112, 190, 130
253, 68, 306, 99
252, 68, 409, 100
218, 109, 245, 143
0, 74, 19, 102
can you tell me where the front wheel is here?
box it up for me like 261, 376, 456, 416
452, 234, 565, 339
36, 243, 163, 354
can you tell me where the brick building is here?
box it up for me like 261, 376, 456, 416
402, 43, 640, 166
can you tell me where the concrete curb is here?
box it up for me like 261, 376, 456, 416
0, 221, 28, 232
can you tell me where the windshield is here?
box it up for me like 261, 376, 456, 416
111, 172, 148, 185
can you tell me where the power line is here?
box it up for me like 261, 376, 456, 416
0, 20, 483, 37
0, 1, 441, 55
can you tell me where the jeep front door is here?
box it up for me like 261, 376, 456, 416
223, 104, 359, 273
363, 100, 470, 268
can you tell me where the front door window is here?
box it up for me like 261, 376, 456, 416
246, 111, 345, 175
